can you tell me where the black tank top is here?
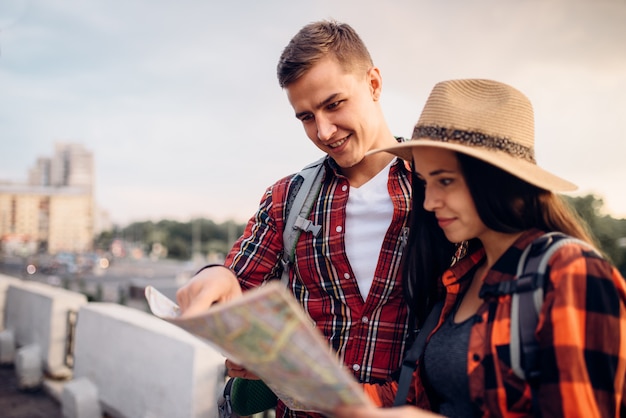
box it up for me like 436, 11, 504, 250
423, 312, 480, 417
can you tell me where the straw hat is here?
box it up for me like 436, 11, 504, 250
372, 79, 577, 192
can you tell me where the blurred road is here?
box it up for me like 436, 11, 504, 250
0, 254, 201, 305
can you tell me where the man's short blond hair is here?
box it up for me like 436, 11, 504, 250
277, 20, 374, 88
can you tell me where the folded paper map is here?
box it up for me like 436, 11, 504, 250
145, 281, 372, 413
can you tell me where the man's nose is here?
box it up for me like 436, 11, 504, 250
316, 115, 337, 142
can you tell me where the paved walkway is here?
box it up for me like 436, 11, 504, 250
0, 364, 63, 418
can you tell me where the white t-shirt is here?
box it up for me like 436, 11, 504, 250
345, 160, 394, 301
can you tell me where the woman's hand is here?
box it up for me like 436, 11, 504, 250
332, 405, 441, 418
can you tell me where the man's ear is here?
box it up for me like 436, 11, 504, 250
367, 66, 382, 101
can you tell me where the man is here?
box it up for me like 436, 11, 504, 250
176, 20, 412, 418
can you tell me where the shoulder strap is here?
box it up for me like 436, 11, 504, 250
393, 300, 444, 407
280, 157, 326, 286
510, 232, 599, 383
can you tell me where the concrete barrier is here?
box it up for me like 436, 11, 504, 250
15, 343, 44, 389
73, 303, 225, 418
62, 377, 103, 418
4, 280, 87, 379
0, 329, 15, 364
0, 274, 25, 330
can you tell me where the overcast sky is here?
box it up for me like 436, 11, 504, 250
1, 0, 625, 226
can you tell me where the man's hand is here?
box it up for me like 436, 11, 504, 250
176, 265, 243, 318
225, 358, 260, 380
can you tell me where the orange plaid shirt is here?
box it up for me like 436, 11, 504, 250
366, 229, 626, 417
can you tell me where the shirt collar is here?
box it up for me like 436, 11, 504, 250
444, 228, 547, 287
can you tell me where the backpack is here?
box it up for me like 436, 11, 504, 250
393, 232, 600, 408
280, 156, 326, 285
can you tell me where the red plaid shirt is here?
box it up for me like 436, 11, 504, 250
225, 157, 412, 418
367, 229, 626, 417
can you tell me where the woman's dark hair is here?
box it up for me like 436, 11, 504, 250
402, 170, 455, 328
460, 154, 594, 242
404, 152, 595, 328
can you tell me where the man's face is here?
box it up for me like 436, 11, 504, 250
285, 57, 382, 169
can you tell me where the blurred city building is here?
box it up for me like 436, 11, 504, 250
0, 143, 95, 255
28, 142, 94, 189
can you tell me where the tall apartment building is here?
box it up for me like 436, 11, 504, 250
0, 143, 94, 255
28, 143, 94, 189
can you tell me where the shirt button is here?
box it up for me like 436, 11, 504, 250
472, 353, 481, 362
342, 185, 348, 192
352, 364, 360, 372
361, 316, 369, 324
336, 226, 343, 233
343, 273, 350, 279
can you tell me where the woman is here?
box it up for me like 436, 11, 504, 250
334, 79, 626, 417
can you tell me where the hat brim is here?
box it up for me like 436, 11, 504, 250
369, 139, 577, 192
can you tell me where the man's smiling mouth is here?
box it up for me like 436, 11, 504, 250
328, 135, 349, 148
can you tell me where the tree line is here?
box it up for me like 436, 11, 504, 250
566, 194, 626, 276
94, 218, 245, 260
94, 194, 626, 276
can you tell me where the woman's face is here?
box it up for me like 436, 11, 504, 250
412, 147, 488, 243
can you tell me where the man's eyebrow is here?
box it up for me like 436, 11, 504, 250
294, 93, 341, 119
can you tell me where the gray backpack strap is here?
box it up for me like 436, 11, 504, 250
280, 157, 326, 286
510, 232, 599, 382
